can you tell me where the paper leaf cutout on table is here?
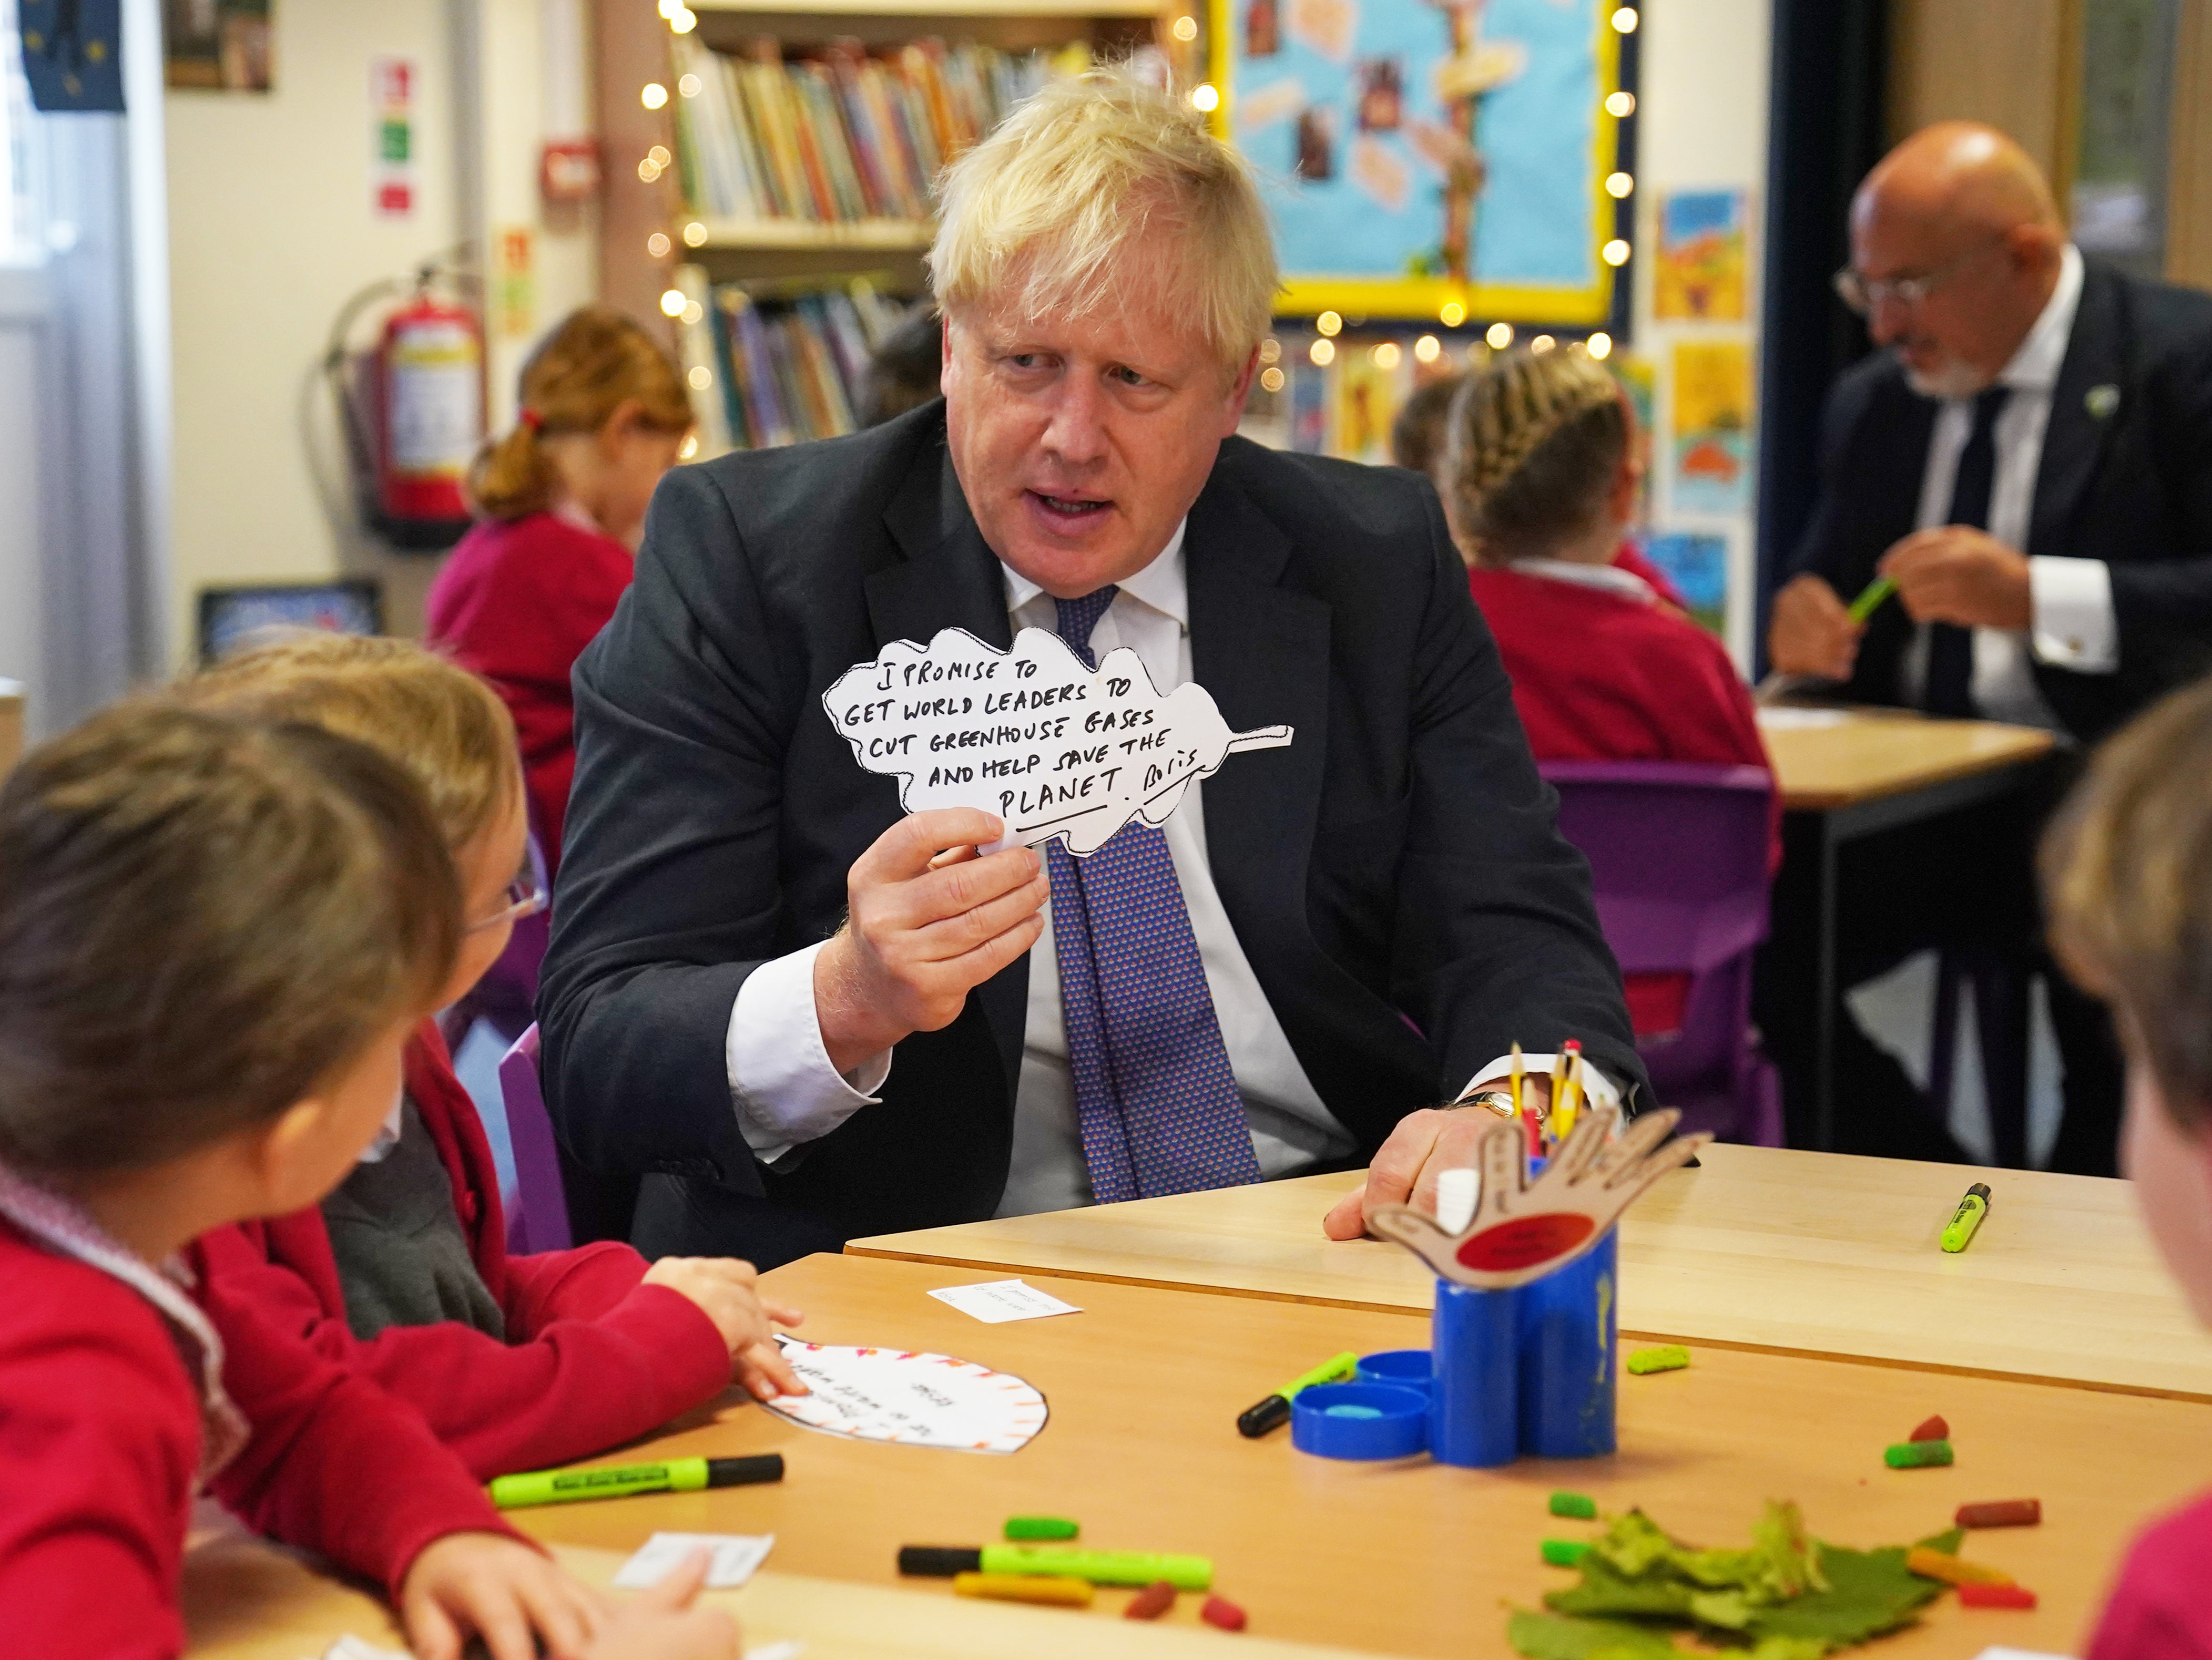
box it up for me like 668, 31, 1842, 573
761, 1338, 1048, 1454
1368, 1103, 1709, 1289
820, 626, 1292, 855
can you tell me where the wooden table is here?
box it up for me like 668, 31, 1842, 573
181, 1523, 1382, 1659
1755, 708, 2059, 1150
852, 1143, 2212, 1400
491, 1253, 2200, 1659
0, 679, 22, 777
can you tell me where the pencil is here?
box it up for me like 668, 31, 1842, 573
1510, 1042, 1525, 1121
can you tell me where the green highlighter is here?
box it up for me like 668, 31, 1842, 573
1848, 575, 1899, 624
900, 1544, 1213, 1590
1235, 1350, 1360, 1437
489, 1452, 783, 1510
1940, 1183, 1992, 1253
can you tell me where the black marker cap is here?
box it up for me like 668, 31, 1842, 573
706, 1453, 785, 1489
899, 1546, 983, 1577
1236, 1393, 1292, 1438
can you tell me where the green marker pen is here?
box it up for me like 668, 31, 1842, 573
1940, 1182, 1992, 1253
1235, 1349, 1360, 1437
899, 1545, 1213, 1590
488, 1452, 783, 1510
1848, 575, 1898, 625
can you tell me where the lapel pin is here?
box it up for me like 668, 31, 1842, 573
2086, 383, 2121, 419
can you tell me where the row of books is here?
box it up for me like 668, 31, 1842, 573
670, 34, 1077, 224
675, 266, 921, 452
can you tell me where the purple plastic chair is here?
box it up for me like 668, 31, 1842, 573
1539, 760, 1782, 1145
498, 1023, 573, 1254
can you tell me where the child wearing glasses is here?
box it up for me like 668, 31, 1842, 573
182, 634, 806, 1480
0, 701, 738, 1659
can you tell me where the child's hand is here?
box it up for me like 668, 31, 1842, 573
643, 1256, 807, 1398
399, 1531, 604, 1660
584, 1548, 745, 1659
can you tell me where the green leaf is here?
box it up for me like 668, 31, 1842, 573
1742, 1541, 1948, 1648
1507, 1610, 1684, 1658
1545, 1554, 1699, 1620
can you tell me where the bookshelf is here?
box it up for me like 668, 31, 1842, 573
596, 0, 1182, 453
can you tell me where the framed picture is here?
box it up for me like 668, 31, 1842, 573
1211, 0, 1633, 324
197, 579, 383, 665
164, 0, 275, 94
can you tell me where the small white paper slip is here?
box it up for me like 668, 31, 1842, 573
927, 1278, 1083, 1324
1969, 1651, 2076, 1660
1755, 705, 1852, 730
612, 1531, 776, 1591
750, 1644, 806, 1660
313, 1639, 407, 1660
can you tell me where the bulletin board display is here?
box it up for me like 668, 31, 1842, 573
1210, 0, 1625, 324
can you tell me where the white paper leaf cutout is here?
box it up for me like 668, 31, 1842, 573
762, 1339, 1048, 1454
821, 626, 1292, 855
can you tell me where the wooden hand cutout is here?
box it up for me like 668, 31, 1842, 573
1369, 1103, 1708, 1289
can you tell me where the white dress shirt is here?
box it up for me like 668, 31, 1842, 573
1901, 245, 2118, 726
723, 522, 1615, 1215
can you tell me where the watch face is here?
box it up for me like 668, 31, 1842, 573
1464, 1091, 1517, 1118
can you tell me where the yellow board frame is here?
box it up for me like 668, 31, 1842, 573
1208, 0, 1625, 324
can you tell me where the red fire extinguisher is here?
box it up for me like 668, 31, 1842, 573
325, 258, 484, 551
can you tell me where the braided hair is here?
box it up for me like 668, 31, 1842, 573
1441, 344, 1628, 568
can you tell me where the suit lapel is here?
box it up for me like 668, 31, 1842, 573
869, 445, 1027, 1097
1185, 466, 1331, 956
2030, 261, 2127, 558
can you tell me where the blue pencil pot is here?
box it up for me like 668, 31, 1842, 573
1356, 1349, 1433, 1400
1428, 1280, 1518, 1467
1515, 1231, 1618, 1459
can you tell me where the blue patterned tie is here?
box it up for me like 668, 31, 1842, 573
1044, 587, 1264, 1203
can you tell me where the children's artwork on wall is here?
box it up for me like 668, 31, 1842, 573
1290, 356, 1332, 453
1214, 0, 1627, 323
1654, 190, 1748, 322
1667, 340, 1754, 515
1334, 342, 1404, 463
1641, 531, 1728, 638
1610, 350, 1656, 528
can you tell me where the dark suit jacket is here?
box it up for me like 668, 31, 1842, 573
536, 403, 1644, 1259
1788, 260, 2212, 742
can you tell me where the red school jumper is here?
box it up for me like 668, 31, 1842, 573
425, 509, 634, 866
1468, 555, 1778, 1036
196, 1021, 731, 1480
2088, 1492, 2212, 1659
0, 1211, 524, 1660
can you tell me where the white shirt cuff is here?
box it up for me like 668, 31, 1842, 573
2029, 556, 2119, 673
1457, 1052, 1623, 1113
725, 939, 892, 1163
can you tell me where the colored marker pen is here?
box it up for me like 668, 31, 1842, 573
1940, 1182, 1992, 1253
488, 1452, 783, 1509
900, 1545, 1213, 1590
1848, 575, 1899, 625
1235, 1349, 1358, 1437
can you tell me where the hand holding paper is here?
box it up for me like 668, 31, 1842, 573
1367, 1104, 1707, 1289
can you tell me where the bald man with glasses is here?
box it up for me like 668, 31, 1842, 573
1762, 122, 2212, 1174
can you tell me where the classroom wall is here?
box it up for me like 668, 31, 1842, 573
1630, 0, 1772, 672
161, 0, 597, 668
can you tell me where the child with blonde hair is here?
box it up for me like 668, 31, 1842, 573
0, 702, 737, 1659
185, 634, 803, 1481
429, 306, 694, 866
2044, 676, 2212, 1658
1443, 344, 1767, 782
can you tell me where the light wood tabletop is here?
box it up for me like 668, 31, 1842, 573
1755, 707, 2055, 813
851, 1142, 2212, 1400
181, 1523, 1385, 1659
493, 1252, 2201, 1660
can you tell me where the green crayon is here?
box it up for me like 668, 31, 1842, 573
488, 1452, 783, 1509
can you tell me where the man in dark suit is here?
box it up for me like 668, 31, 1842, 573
535, 70, 1643, 1265
1767, 122, 2212, 1173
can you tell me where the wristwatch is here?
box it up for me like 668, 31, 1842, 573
1459, 1090, 1518, 1119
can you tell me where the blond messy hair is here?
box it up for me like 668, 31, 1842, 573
178, 633, 520, 855
929, 66, 1278, 375
1443, 345, 1628, 568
